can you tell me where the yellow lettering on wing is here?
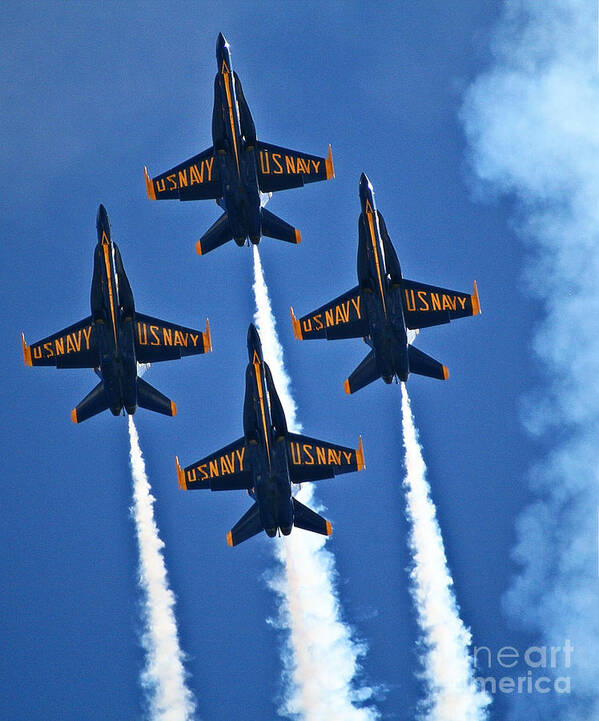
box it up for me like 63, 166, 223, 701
174, 330, 186, 347
285, 155, 295, 174
342, 451, 352, 464
431, 293, 441, 311
156, 179, 166, 193
189, 333, 199, 347
178, 169, 188, 187
290, 442, 301, 465
162, 327, 172, 346
417, 291, 429, 311
351, 296, 361, 317
167, 174, 177, 191
327, 448, 341, 465
272, 153, 283, 174
199, 464, 209, 481
220, 454, 234, 475
457, 296, 466, 310
137, 322, 148, 345
316, 446, 326, 464
325, 308, 334, 327
43, 341, 54, 357
55, 337, 65, 355
311, 160, 320, 174
209, 459, 219, 478
259, 151, 270, 175
82, 326, 92, 349
404, 289, 416, 312
302, 444, 314, 465
206, 157, 214, 181
189, 164, 202, 184
150, 325, 161, 346
335, 302, 350, 325
442, 294, 456, 311
186, 468, 197, 483
33, 346, 43, 360
236, 447, 245, 470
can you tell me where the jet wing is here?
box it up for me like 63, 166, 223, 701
402, 279, 481, 329
176, 438, 252, 491
290, 286, 369, 341
144, 146, 220, 201
286, 433, 365, 483
134, 315, 212, 363
256, 141, 334, 193
22, 316, 97, 368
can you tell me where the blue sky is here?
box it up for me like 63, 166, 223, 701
2, 2, 586, 720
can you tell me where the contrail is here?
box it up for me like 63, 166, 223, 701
400, 384, 490, 721
128, 416, 197, 721
252, 246, 378, 721
462, 1, 598, 718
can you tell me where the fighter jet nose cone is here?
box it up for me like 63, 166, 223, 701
359, 173, 372, 191
217, 32, 229, 52
96, 204, 110, 240
247, 323, 262, 359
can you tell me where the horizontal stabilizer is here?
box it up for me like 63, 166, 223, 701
344, 350, 380, 394
136, 377, 177, 416
227, 502, 263, 547
196, 212, 234, 255
408, 344, 449, 381
261, 208, 301, 245
72, 381, 110, 423
292, 498, 332, 537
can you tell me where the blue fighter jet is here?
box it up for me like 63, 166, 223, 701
290, 174, 481, 393
176, 324, 364, 546
22, 205, 212, 422
144, 33, 334, 255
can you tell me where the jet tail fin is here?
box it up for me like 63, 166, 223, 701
226, 502, 263, 547
407, 344, 449, 381
292, 498, 332, 537
71, 381, 110, 423
344, 349, 380, 394
136, 377, 177, 416
261, 208, 301, 245
196, 212, 234, 255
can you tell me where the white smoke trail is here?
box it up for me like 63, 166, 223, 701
400, 384, 490, 721
252, 246, 378, 720
128, 416, 197, 721
462, 2, 599, 718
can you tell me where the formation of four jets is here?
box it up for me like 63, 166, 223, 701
22, 33, 480, 545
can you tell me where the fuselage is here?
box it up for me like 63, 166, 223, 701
243, 324, 293, 536
357, 174, 409, 382
213, 33, 261, 244
90, 205, 138, 415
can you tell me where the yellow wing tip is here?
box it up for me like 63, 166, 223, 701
170, 401, 177, 417
71, 408, 79, 424
471, 280, 482, 315
226, 531, 234, 547
442, 365, 450, 380
356, 435, 365, 471
290, 307, 303, 340
196, 239, 203, 256
203, 318, 213, 353
175, 456, 187, 489
21, 333, 32, 366
344, 378, 351, 395
294, 228, 302, 244
325, 520, 333, 536
326, 144, 335, 180
144, 166, 157, 200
